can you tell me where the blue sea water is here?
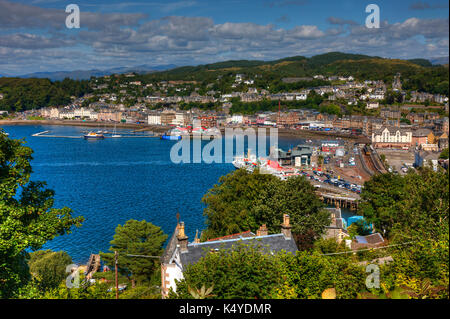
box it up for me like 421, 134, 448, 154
2, 125, 355, 263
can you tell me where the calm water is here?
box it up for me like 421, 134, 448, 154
3, 125, 315, 263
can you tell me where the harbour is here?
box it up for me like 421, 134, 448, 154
3, 124, 365, 263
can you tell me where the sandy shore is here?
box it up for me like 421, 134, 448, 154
0, 119, 369, 141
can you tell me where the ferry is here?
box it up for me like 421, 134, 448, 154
84, 132, 105, 139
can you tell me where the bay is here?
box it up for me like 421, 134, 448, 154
2, 125, 355, 263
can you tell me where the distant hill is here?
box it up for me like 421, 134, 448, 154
138, 52, 448, 96
17, 64, 177, 81
429, 56, 449, 65
144, 52, 444, 82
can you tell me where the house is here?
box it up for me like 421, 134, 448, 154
351, 233, 385, 250
323, 207, 349, 243
160, 214, 298, 298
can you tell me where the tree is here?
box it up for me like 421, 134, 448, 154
170, 244, 367, 299
171, 244, 285, 299
28, 250, 73, 290
0, 133, 84, 298
202, 169, 329, 240
100, 220, 168, 286
439, 148, 449, 159
360, 168, 449, 240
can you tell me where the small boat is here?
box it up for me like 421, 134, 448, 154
84, 132, 105, 139
111, 125, 121, 138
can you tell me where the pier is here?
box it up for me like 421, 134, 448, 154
318, 192, 359, 210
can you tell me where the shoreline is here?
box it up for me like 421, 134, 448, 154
0, 119, 369, 141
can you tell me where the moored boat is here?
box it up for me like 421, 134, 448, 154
84, 132, 105, 139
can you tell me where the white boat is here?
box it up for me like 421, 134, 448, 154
84, 131, 105, 139
111, 124, 121, 138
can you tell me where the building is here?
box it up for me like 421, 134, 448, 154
291, 145, 313, 167
160, 214, 297, 298
160, 110, 176, 126
411, 128, 434, 147
372, 126, 412, 149
366, 101, 380, 110
173, 112, 190, 127
351, 233, 385, 250
97, 111, 122, 122
323, 207, 348, 243
415, 151, 440, 171
74, 108, 97, 120
148, 112, 162, 125
277, 112, 299, 127
321, 141, 340, 154
198, 116, 217, 129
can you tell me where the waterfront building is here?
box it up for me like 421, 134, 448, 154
97, 110, 122, 122
148, 112, 162, 125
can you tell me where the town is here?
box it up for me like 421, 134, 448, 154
3, 69, 448, 176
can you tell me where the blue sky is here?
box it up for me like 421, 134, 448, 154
0, 0, 448, 75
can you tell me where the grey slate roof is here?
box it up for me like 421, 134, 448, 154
161, 226, 179, 264
179, 234, 298, 268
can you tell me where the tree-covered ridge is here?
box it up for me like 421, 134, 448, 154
0, 52, 448, 113
133, 52, 450, 95
0, 77, 92, 112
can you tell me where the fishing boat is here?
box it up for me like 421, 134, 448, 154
84, 131, 105, 139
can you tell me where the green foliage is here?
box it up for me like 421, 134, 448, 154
170, 244, 367, 299
359, 168, 449, 239
170, 244, 285, 299
201, 169, 329, 240
28, 250, 73, 290
100, 220, 167, 285
0, 77, 92, 112
440, 148, 449, 159
0, 134, 84, 298
119, 285, 161, 299
40, 282, 115, 299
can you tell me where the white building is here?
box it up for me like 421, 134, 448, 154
231, 114, 244, 124
148, 113, 162, 125
74, 108, 97, 120
366, 101, 380, 110
59, 110, 75, 119
372, 126, 412, 148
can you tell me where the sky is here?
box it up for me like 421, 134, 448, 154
0, 0, 448, 75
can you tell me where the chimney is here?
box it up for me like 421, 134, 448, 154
177, 221, 189, 252
193, 229, 200, 244
256, 224, 268, 236
281, 214, 292, 239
